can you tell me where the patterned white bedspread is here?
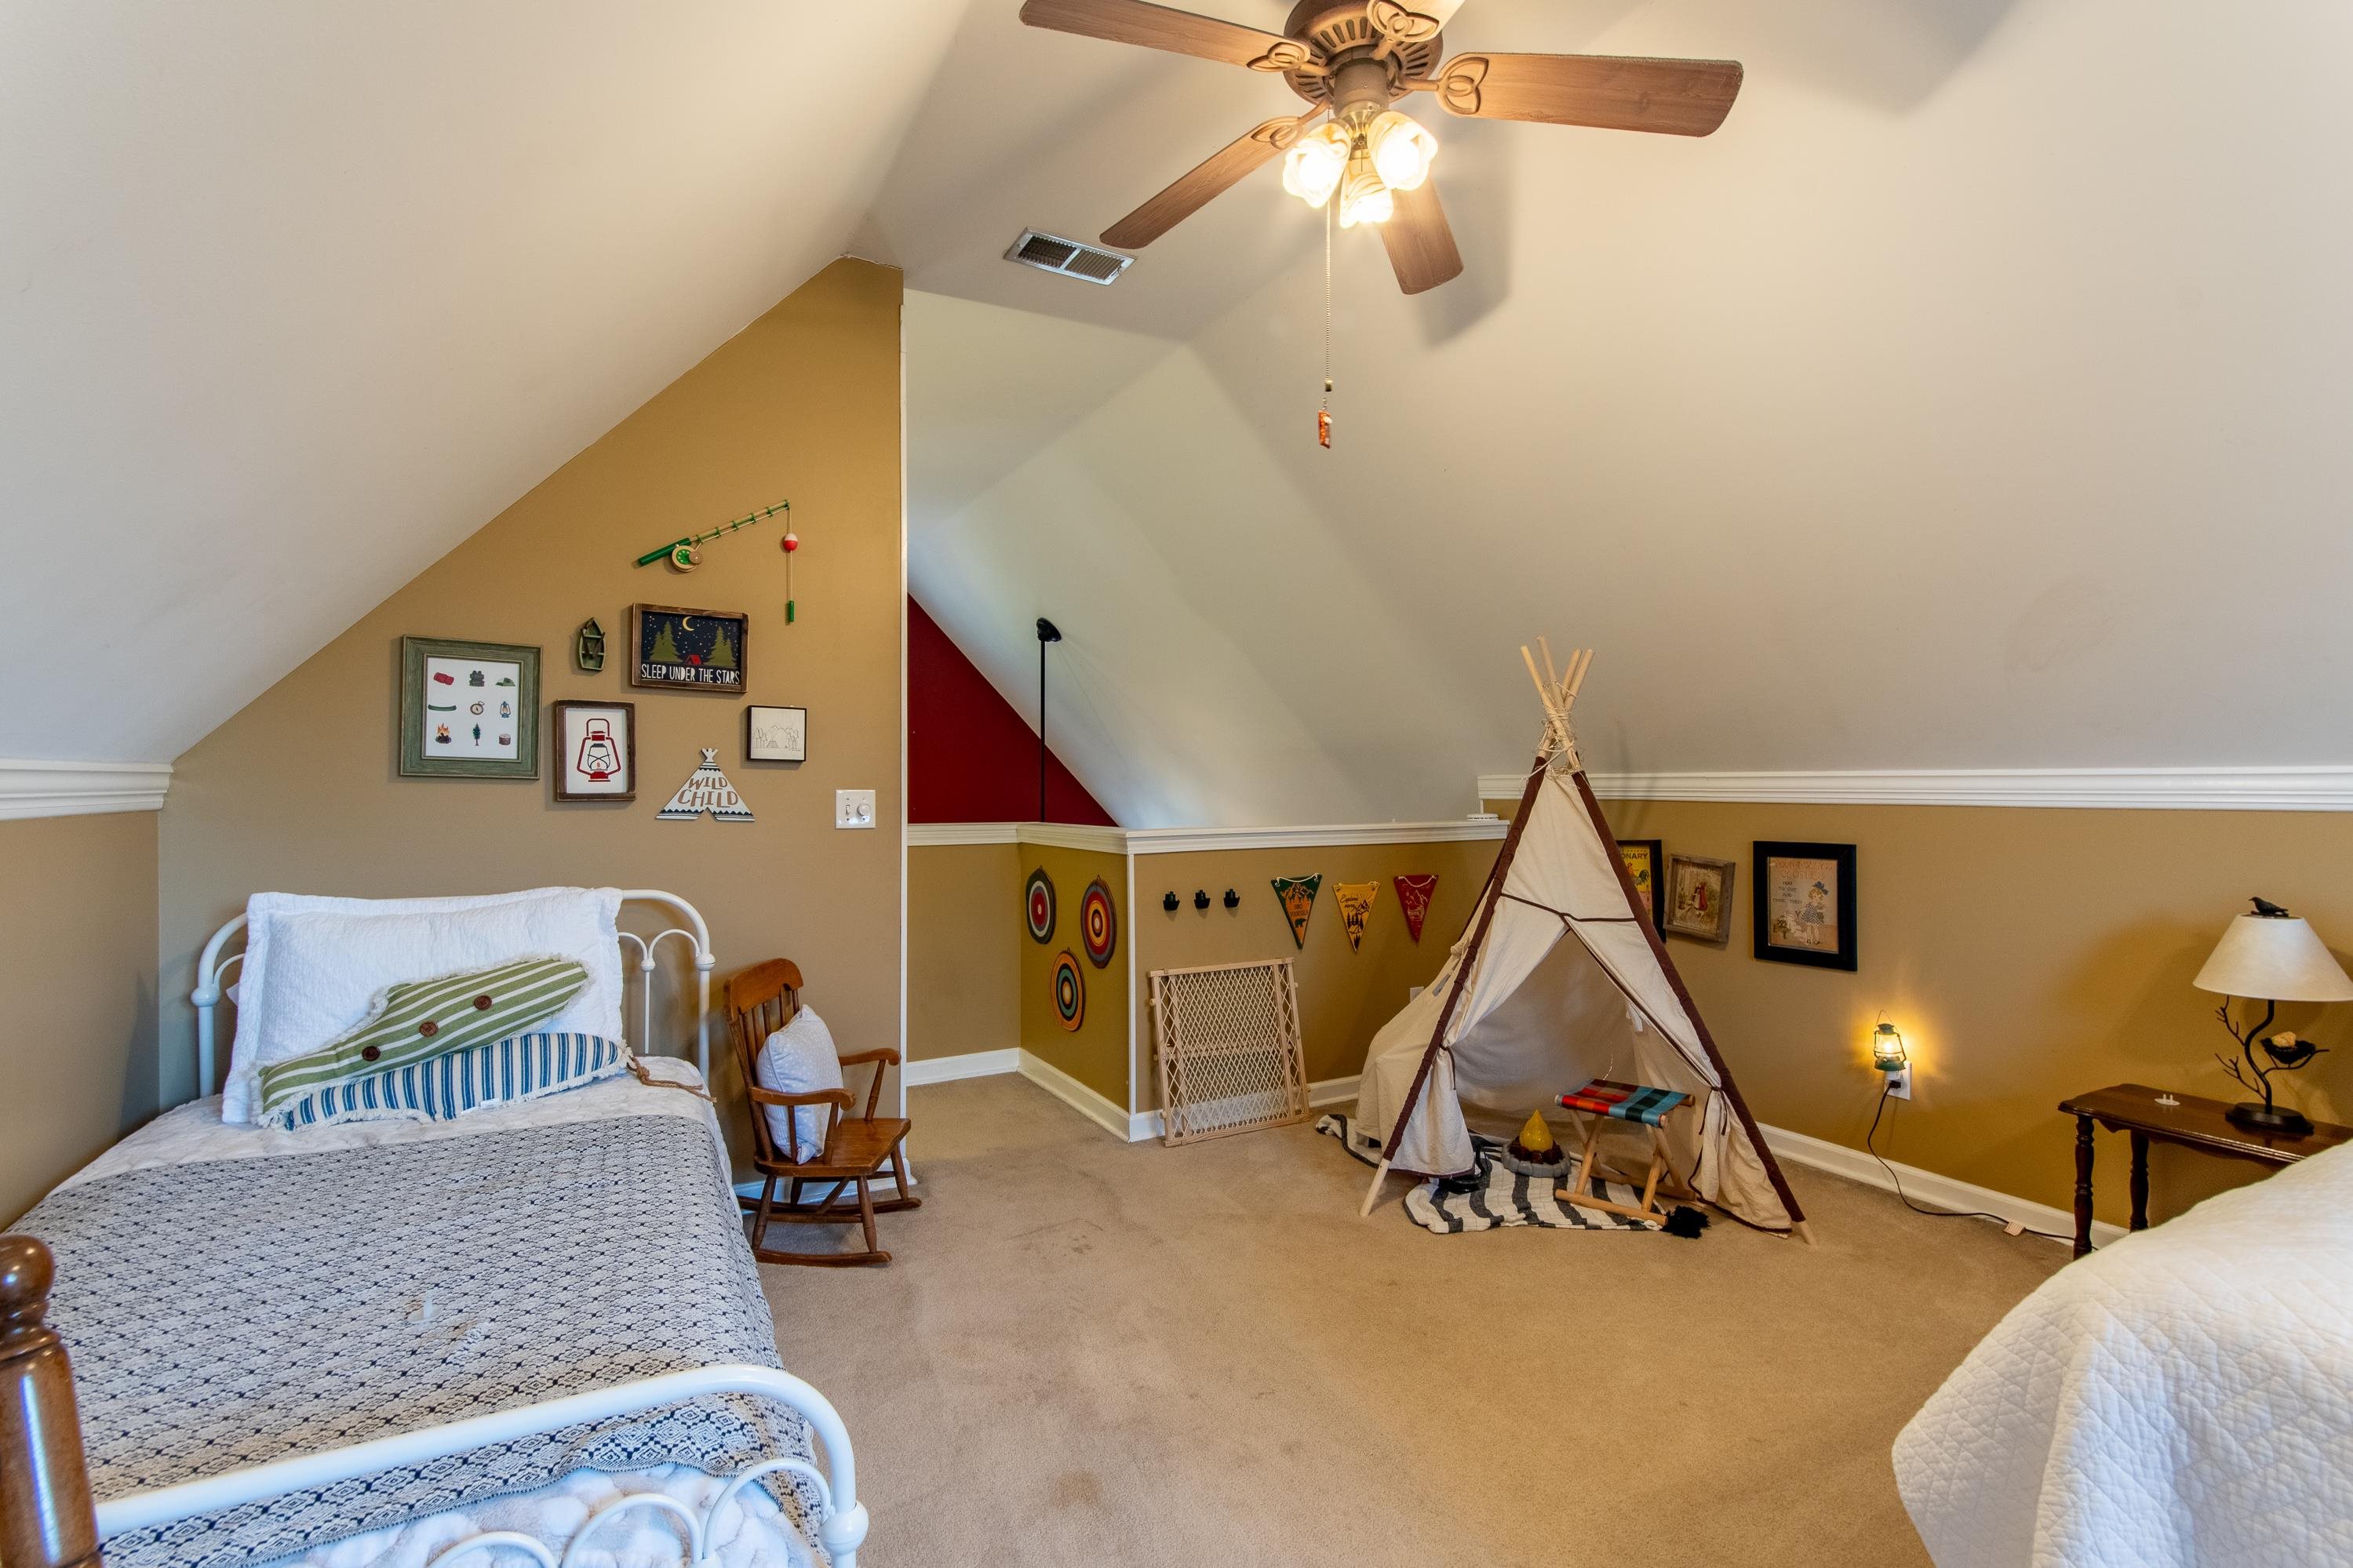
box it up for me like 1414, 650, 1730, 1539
1893, 1141, 2353, 1567
27, 1068, 818, 1568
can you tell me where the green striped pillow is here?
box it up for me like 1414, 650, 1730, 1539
257, 956, 588, 1117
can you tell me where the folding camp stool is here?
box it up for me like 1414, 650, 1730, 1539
1555, 1079, 1696, 1226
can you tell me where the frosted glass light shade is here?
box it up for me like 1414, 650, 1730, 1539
1367, 110, 1437, 191
2193, 914, 2353, 1002
1281, 123, 1350, 208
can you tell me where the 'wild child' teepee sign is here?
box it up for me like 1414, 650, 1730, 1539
657, 750, 753, 822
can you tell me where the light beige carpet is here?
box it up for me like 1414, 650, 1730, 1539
762, 1075, 2056, 1567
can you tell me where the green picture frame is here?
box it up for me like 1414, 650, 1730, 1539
398, 636, 541, 780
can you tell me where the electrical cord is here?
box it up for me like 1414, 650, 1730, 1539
1866, 1080, 2074, 1243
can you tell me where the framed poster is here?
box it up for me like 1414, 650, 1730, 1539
1754, 841, 1858, 970
552, 700, 636, 802
745, 704, 807, 762
628, 604, 748, 693
398, 637, 539, 780
1663, 853, 1736, 945
1616, 838, 1665, 931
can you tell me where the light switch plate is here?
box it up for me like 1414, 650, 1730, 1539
835, 789, 876, 829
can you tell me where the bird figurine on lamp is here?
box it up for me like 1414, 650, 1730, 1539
2193, 897, 2353, 1136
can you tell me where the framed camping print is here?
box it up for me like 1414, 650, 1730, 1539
628, 604, 748, 693
552, 700, 635, 802
1754, 841, 1858, 970
398, 637, 540, 780
1617, 839, 1665, 931
745, 704, 807, 762
1663, 853, 1736, 945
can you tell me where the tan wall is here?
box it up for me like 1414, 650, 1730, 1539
158, 258, 905, 1167
1571, 798, 2353, 1229
1018, 845, 1129, 1106
2, 813, 160, 1222
1132, 840, 1500, 1108
907, 842, 1019, 1061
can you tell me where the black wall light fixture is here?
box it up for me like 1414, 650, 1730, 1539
1035, 617, 1062, 823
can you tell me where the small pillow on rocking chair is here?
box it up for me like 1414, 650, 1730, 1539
757, 1006, 843, 1162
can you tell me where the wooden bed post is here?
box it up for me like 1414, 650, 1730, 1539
1, 1235, 101, 1568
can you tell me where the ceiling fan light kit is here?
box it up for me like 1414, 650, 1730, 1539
1018, 0, 1743, 294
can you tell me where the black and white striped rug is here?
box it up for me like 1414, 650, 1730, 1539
1316, 1113, 1666, 1234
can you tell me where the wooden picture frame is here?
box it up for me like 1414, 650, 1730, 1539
1663, 853, 1736, 945
745, 704, 807, 763
1754, 841, 1859, 970
552, 700, 636, 802
398, 637, 540, 780
1617, 839, 1665, 931
627, 604, 749, 693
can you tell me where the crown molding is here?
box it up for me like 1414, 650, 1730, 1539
1124, 820, 1506, 855
906, 820, 1513, 854
904, 822, 1020, 846
1478, 767, 2353, 813
0, 759, 173, 821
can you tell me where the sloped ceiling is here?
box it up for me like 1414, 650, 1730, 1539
0, 1, 967, 760
909, 0, 2353, 825
16, 2, 2353, 831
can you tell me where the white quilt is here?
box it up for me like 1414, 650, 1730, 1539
1893, 1141, 2353, 1567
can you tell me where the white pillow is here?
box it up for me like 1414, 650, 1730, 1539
757, 1006, 843, 1163
222, 887, 625, 1124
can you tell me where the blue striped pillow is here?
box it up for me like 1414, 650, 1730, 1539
264, 1031, 629, 1130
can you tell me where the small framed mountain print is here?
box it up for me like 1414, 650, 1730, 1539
1754, 841, 1858, 970
745, 704, 807, 763
628, 604, 748, 693
399, 637, 540, 780
552, 700, 635, 802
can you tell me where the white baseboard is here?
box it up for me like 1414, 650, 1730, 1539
1015, 1050, 1135, 1141
1126, 1073, 1362, 1142
903, 1048, 1019, 1086
1757, 1122, 2120, 1247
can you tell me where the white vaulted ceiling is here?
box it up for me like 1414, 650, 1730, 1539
12, 2, 2353, 829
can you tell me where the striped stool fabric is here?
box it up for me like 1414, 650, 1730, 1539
1559, 1079, 1688, 1126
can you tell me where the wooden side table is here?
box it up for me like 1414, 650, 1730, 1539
2058, 1082, 2353, 1258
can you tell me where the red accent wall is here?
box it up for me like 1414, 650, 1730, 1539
909, 595, 1116, 825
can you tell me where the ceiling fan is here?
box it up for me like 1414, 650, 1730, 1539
1020, 0, 1743, 293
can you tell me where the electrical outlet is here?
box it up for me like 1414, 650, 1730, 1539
835, 789, 876, 829
1885, 1064, 1912, 1101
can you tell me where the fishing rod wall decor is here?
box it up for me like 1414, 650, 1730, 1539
635, 499, 790, 573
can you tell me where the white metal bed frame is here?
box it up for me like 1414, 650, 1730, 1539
145, 890, 872, 1568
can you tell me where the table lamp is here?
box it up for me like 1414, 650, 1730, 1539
2192, 897, 2353, 1135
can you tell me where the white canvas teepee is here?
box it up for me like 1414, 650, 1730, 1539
1353, 646, 1805, 1235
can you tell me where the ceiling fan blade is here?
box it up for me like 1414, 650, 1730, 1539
1430, 53, 1743, 136
1379, 178, 1463, 295
1102, 112, 1320, 249
1020, 0, 1302, 70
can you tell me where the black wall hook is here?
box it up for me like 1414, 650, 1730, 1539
1223, 888, 1240, 909
1193, 890, 1211, 910
1162, 891, 1178, 912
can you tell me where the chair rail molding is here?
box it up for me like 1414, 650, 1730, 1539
906, 820, 1510, 852
0, 760, 173, 821
1477, 766, 2353, 813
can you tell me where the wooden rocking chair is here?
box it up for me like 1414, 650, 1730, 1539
729, 959, 917, 1267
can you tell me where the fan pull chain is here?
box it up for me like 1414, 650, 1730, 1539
1318, 196, 1333, 449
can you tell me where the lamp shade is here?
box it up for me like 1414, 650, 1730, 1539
2192, 913, 2353, 1002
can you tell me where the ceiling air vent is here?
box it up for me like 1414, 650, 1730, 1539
1005, 228, 1132, 286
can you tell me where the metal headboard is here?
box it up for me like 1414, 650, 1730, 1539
186, 890, 716, 1108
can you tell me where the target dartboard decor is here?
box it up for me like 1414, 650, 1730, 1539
1052, 949, 1086, 1031
1025, 868, 1057, 944
1080, 879, 1117, 968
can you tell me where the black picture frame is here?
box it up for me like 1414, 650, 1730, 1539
397, 637, 540, 780
627, 603, 749, 693
1753, 841, 1858, 970
744, 704, 807, 762
1617, 839, 1665, 931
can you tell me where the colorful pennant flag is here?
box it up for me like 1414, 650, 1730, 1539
1271, 874, 1323, 949
1334, 882, 1379, 951
1393, 874, 1438, 942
